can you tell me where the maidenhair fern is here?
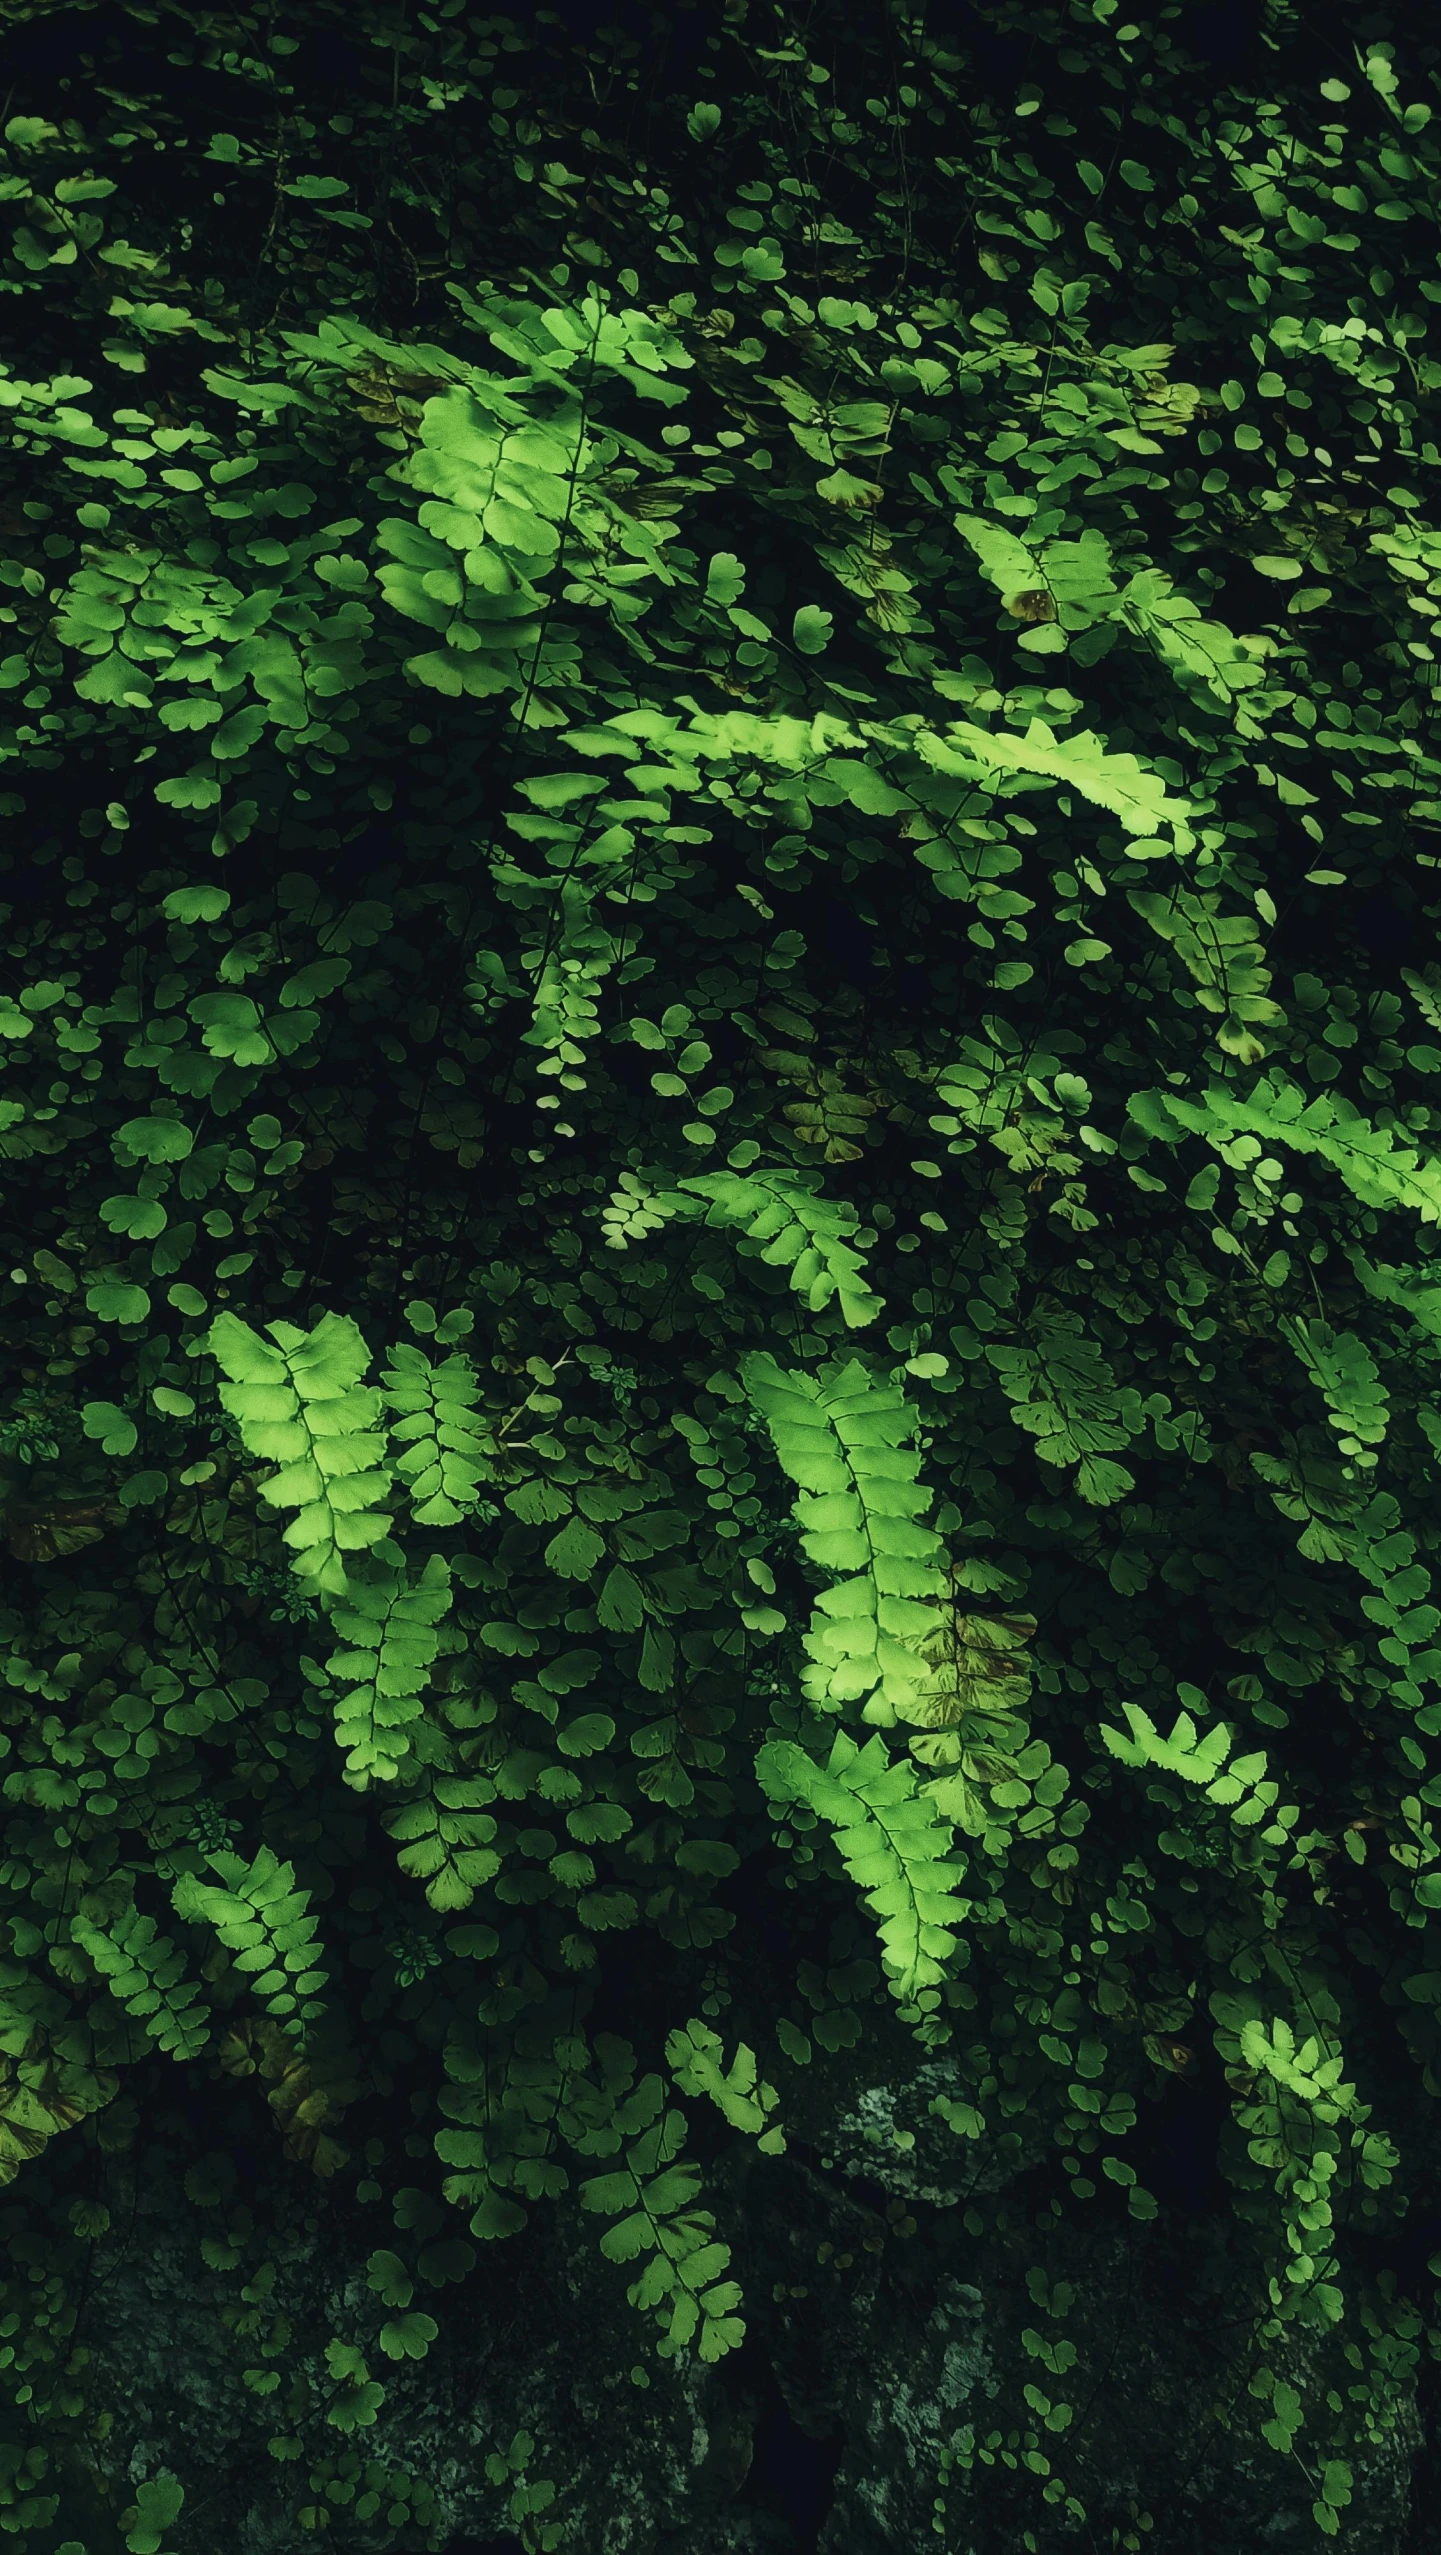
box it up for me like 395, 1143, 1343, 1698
1098, 1699, 1307, 1858
664, 2019, 786, 2153
1279, 1319, 1390, 1469
377, 1343, 498, 1527
325, 1549, 454, 1788
741, 1349, 947, 1724
602, 1169, 883, 1329
984, 1312, 1144, 1508
382, 1771, 501, 1913
756, 1730, 970, 2008
676, 1170, 884, 1329
578, 2076, 744, 2363
1119, 565, 1266, 711
211, 1314, 459, 1788
901, 1603, 1045, 1837
172, 1846, 330, 2039
208, 1312, 394, 1599
434, 2017, 582, 2240
0, 2053, 112, 2190
1131, 1076, 1441, 1229
71, 1905, 211, 2062
1127, 885, 1283, 1063
10, 10, 1441, 2537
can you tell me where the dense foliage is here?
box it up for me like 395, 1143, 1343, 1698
2, 0, 1441, 2544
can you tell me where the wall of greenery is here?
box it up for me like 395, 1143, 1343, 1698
1, 0, 1440, 2545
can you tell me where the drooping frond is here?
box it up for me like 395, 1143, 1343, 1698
208, 1310, 393, 1599
741, 1350, 947, 1725
756, 1730, 970, 2004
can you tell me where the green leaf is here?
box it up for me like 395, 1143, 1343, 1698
326, 2379, 386, 2434
85, 1281, 151, 1325
377, 2310, 438, 2360
952, 512, 1042, 600
704, 552, 747, 606
544, 1515, 605, 1579
100, 1193, 167, 1241
161, 887, 230, 924
365, 2249, 413, 2308
154, 771, 223, 811
122, 2476, 185, 2555
82, 1401, 138, 1457
211, 704, 268, 760
597, 1564, 645, 1631
514, 772, 607, 812
187, 991, 272, 1067
556, 1712, 616, 1758
791, 605, 834, 656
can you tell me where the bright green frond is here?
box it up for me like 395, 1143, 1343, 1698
742, 1350, 948, 1723
757, 1730, 970, 2003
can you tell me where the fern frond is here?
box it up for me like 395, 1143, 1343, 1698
434, 2019, 576, 2239
1280, 1318, 1390, 1462
1120, 567, 1264, 708
1236, 2013, 1360, 2118
1131, 1076, 1441, 1227
578, 2077, 744, 2362
901, 1605, 1040, 1837
742, 1350, 947, 1724
1099, 1702, 1303, 1845
172, 1845, 329, 2039
1402, 965, 1441, 1034
377, 1343, 497, 1526
778, 1064, 878, 1165
951, 510, 1048, 605
951, 515, 1120, 650
0, 2049, 114, 2187
1099, 1700, 1233, 1785
598, 1171, 683, 1248
326, 1550, 453, 1788
602, 1171, 882, 1328
756, 1730, 970, 2002
383, 1772, 501, 1912
680, 1169, 883, 1328
218, 2014, 357, 2178
920, 710, 1190, 842
928, 1018, 1088, 1141
72, 1905, 211, 2061
599, 697, 1189, 848
984, 1312, 1141, 1507
208, 1310, 393, 1599
665, 2018, 786, 2153
1127, 887, 1283, 1061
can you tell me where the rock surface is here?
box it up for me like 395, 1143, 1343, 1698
58, 2037, 1425, 2555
